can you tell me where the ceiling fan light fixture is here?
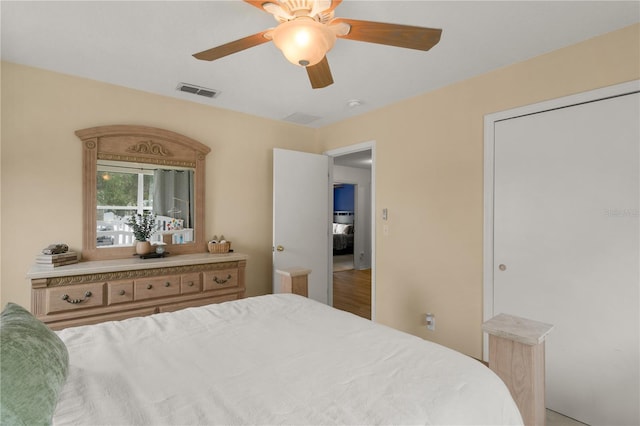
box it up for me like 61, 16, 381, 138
272, 18, 336, 67
193, 1, 443, 89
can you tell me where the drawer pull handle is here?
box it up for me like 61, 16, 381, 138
119, 290, 126, 296
213, 274, 232, 285
187, 281, 194, 287
147, 284, 153, 290
61, 291, 92, 304
165, 282, 171, 287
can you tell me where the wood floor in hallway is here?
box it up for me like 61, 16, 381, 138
332, 268, 372, 320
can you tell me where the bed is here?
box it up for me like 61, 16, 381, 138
333, 222, 354, 255
1, 295, 522, 425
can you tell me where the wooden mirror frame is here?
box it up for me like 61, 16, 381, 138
76, 125, 210, 261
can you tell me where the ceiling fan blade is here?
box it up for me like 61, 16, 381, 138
306, 56, 334, 89
243, 1, 269, 11
193, 31, 272, 61
332, 18, 442, 51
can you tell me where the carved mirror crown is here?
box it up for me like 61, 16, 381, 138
76, 125, 210, 260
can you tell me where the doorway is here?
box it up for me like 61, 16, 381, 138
326, 142, 375, 320
333, 183, 355, 272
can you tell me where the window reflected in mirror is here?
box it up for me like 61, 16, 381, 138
96, 160, 195, 248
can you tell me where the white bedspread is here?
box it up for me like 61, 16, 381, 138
54, 294, 522, 425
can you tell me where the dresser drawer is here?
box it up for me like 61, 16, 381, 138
203, 268, 238, 291
46, 282, 105, 314
181, 272, 202, 294
135, 276, 180, 300
107, 280, 134, 305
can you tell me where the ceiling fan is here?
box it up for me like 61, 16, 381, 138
193, 0, 442, 89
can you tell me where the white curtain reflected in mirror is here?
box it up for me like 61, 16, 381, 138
153, 169, 194, 245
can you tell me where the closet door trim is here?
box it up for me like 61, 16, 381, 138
482, 79, 640, 361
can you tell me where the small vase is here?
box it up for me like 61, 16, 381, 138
135, 240, 152, 255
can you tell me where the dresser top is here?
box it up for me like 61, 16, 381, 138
27, 252, 248, 280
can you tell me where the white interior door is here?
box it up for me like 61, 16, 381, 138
493, 92, 639, 425
273, 148, 331, 304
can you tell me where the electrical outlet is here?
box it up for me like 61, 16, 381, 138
425, 313, 435, 331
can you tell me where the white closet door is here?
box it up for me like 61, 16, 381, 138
493, 93, 639, 425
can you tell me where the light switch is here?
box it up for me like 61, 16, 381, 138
382, 208, 388, 220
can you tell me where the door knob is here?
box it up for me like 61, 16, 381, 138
276, 245, 285, 252
498, 264, 507, 271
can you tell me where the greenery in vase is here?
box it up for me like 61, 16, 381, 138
127, 211, 156, 241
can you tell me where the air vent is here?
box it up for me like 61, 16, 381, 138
176, 83, 220, 98
283, 112, 321, 125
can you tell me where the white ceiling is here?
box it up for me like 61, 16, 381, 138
2, 1, 638, 128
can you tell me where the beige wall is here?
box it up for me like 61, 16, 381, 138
0, 62, 316, 308
1, 24, 638, 360
317, 24, 640, 358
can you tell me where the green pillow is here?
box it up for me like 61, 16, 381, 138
0, 303, 69, 425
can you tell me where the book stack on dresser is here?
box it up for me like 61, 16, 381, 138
35, 251, 79, 268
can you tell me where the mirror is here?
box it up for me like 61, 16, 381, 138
96, 160, 195, 247
77, 125, 210, 260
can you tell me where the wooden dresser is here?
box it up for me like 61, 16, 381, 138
27, 253, 248, 330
